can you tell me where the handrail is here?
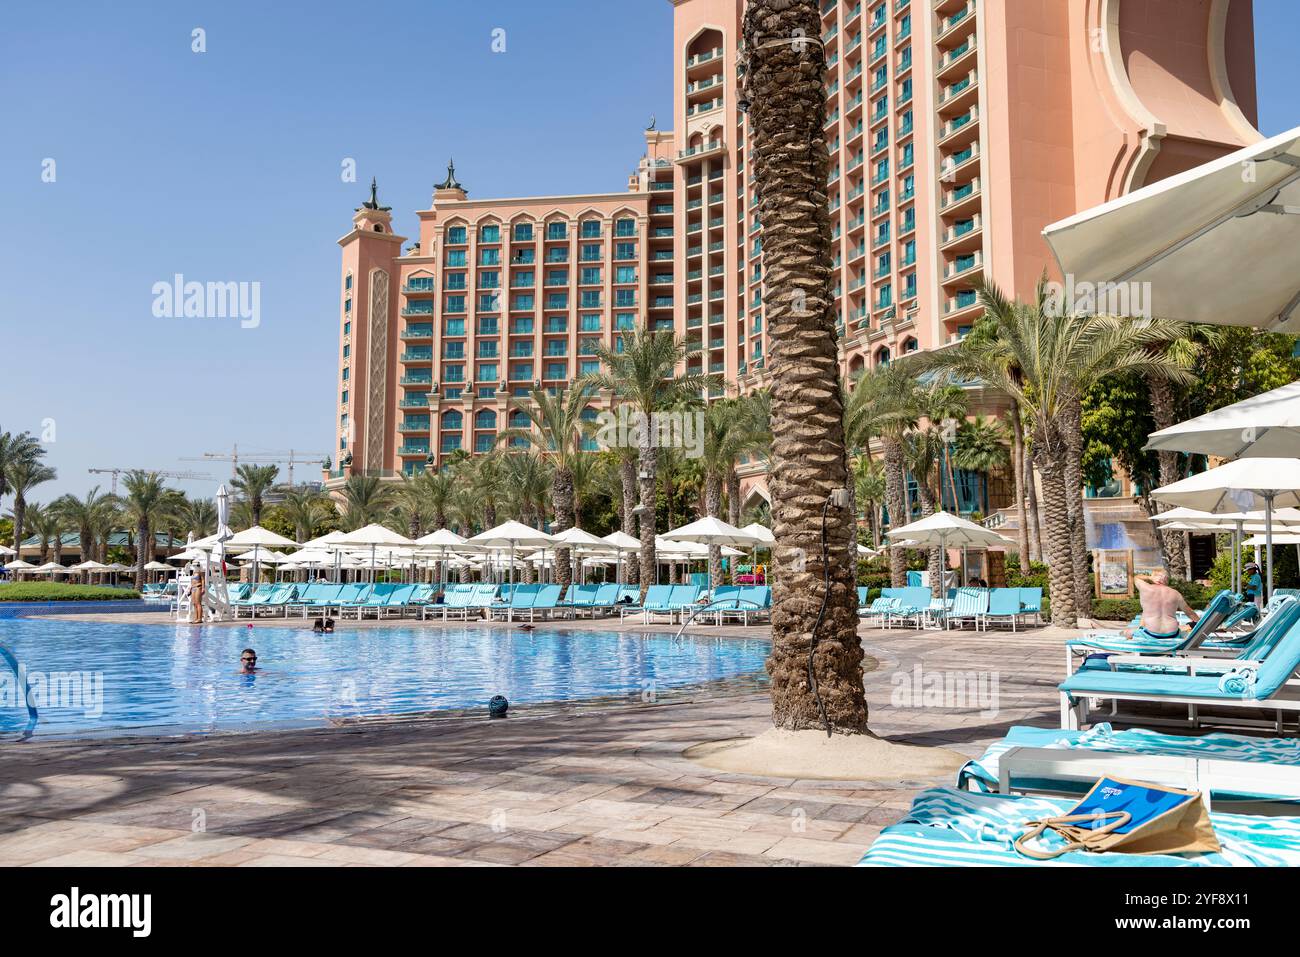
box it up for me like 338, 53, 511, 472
673, 598, 766, 640
0, 643, 38, 739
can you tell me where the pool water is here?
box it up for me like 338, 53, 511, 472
0, 619, 770, 739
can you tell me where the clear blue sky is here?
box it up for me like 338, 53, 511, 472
2, 0, 1297, 501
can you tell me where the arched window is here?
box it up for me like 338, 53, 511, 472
903, 337, 919, 354
441, 410, 463, 431
875, 347, 891, 367
475, 409, 497, 430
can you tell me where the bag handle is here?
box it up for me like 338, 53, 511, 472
1014, 811, 1132, 861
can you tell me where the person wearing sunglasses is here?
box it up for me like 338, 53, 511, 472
238, 649, 259, 674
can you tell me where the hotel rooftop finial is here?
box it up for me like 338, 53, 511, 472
358, 176, 391, 212
436, 159, 464, 193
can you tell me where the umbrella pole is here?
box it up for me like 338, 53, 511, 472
508, 541, 515, 623
1266, 494, 1275, 603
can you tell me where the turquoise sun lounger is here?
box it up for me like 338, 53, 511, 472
1059, 610, 1300, 732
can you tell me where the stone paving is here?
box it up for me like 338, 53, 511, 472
0, 613, 1075, 866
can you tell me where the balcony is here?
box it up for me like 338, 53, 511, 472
940, 177, 982, 215
400, 325, 433, 340
676, 140, 726, 164
399, 305, 434, 318
939, 106, 980, 147
943, 250, 984, 283
399, 374, 433, 386
400, 348, 433, 363
941, 141, 980, 176
937, 2, 976, 42
686, 46, 723, 70
944, 290, 981, 319
937, 35, 977, 81
397, 445, 431, 457
401, 280, 435, 295
939, 70, 979, 113
941, 214, 983, 249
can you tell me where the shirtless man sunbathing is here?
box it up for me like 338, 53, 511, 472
1123, 569, 1199, 641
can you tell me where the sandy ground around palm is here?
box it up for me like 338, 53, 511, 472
685, 728, 969, 781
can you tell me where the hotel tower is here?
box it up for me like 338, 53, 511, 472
329, 0, 1259, 514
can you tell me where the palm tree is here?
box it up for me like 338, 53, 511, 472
338, 475, 394, 531
230, 464, 280, 526
699, 399, 761, 587
922, 382, 968, 512
0, 428, 42, 521
53, 486, 115, 564
119, 471, 171, 583
846, 362, 924, 586
471, 452, 506, 528
393, 474, 432, 539
852, 457, 886, 547
279, 487, 332, 543
175, 496, 218, 539
501, 383, 599, 595
904, 426, 946, 589
1144, 328, 1222, 578
932, 281, 1192, 625
728, 389, 771, 526
23, 504, 56, 564
587, 326, 713, 597
741, 0, 868, 734
953, 415, 1010, 517
6, 459, 55, 562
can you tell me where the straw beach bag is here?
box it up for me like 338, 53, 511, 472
1013, 776, 1220, 860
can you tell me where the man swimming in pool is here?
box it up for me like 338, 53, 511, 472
1124, 569, 1198, 642
238, 649, 260, 674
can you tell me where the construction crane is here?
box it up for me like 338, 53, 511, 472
180, 445, 330, 487
88, 468, 215, 495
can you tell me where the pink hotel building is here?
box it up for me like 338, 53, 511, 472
329, 0, 1260, 508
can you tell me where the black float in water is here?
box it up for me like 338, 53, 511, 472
488, 695, 509, 719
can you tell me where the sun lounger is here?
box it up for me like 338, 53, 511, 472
957, 723, 1300, 805
620, 584, 674, 623
859, 786, 1300, 866
860, 596, 900, 628
1017, 588, 1043, 626
717, 585, 770, 625
947, 587, 989, 631
1060, 611, 1300, 732
983, 588, 1022, 631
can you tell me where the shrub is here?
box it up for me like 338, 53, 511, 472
1004, 554, 1050, 596
1092, 597, 1141, 622
0, 583, 141, 602
1169, 578, 1211, 607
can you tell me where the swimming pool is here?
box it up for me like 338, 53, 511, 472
0, 619, 769, 739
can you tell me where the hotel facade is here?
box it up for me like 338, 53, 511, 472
329, 0, 1260, 518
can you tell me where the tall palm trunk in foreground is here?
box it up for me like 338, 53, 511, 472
743, 0, 868, 733
1148, 374, 1188, 579
620, 454, 639, 584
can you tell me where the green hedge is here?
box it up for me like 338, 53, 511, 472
1092, 597, 1141, 622
0, 583, 141, 602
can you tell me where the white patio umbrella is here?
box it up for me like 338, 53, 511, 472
0, 544, 15, 557
4, 559, 34, 580
32, 561, 70, 575
143, 560, 173, 571
1147, 380, 1300, 459
467, 521, 554, 616
886, 511, 1011, 598
663, 516, 758, 592
1151, 458, 1300, 599
335, 524, 415, 582
71, 559, 108, 583
601, 531, 641, 586
551, 527, 617, 585
416, 529, 470, 585
1044, 125, 1300, 332
226, 525, 298, 583
858, 544, 879, 558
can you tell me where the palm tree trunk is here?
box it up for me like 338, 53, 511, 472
1008, 404, 1029, 568
1024, 440, 1043, 563
1062, 399, 1092, 618
620, 456, 639, 585
552, 467, 574, 597
705, 472, 723, 590
1148, 373, 1188, 579
726, 467, 741, 527
882, 436, 908, 587
52, 532, 63, 566
744, 0, 868, 734
637, 436, 657, 599
135, 518, 149, 585
914, 472, 942, 595
12, 495, 26, 565
1035, 431, 1077, 627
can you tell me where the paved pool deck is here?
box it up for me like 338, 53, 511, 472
0, 611, 1077, 867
